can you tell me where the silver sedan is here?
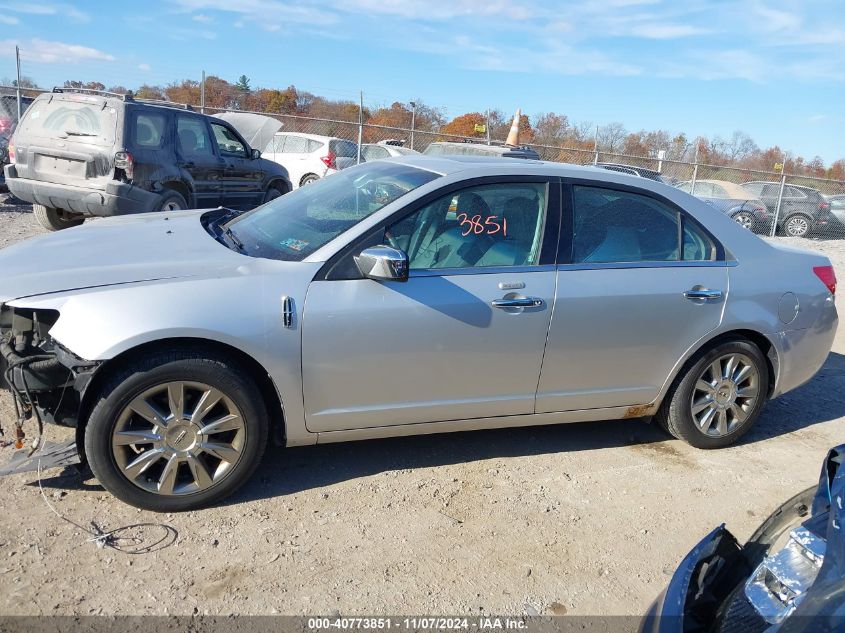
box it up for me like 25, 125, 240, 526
0, 156, 838, 511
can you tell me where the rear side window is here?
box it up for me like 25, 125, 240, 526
362, 145, 390, 161
17, 98, 118, 146
572, 186, 716, 263
742, 182, 763, 196
330, 139, 357, 158
306, 139, 323, 152
176, 115, 212, 156
285, 136, 308, 153
134, 112, 167, 148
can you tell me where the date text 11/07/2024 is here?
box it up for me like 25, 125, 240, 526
307, 617, 530, 630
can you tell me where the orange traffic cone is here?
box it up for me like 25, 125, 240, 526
505, 109, 521, 146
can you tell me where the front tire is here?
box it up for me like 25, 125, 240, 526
655, 339, 769, 449
33, 204, 84, 231
84, 350, 269, 511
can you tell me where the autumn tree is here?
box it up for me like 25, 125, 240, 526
63, 80, 105, 91
135, 84, 166, 100
441, 112, 486, 139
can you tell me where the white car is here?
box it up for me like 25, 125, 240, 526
361, 141, 419, 161
263, 132, 358, 188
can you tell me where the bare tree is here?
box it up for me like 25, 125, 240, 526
597, 122, 627, 153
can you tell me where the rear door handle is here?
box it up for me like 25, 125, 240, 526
684, 288, 723, 301
492, 297, 543, 308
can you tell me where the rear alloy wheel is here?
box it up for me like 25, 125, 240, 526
155, 190, 188, 213
33, 204, 84, 231
784, 214, 811, 237
655, 339, 769, 448
85, 351, 269, 511
733, 212, 755, 230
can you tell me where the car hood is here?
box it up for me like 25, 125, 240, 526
213, 112, 282, 152
0, 210, 245, 302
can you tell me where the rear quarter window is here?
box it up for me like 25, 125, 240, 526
133, 112, 167, 148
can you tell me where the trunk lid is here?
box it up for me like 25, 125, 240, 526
12, 92, 120, 191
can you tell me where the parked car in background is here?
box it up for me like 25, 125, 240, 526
0, 94, 35, 193
361, 140, 419, 161
826, 194, 845, 230
423, 140, 540, 160
643, 443, 845, 632
263, 132, 358, 188
676, 179, 771, 234
4, 88, 291, 231
742, 181, 833, 237
0, 156, 836, 510
594, 162, 668, 184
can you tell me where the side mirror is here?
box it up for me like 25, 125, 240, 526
251, 148, 261, 159
354, 245, 409, 282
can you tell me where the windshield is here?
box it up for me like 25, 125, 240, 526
225, 162, 440, 261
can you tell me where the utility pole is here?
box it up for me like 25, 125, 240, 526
593, 125, 599, 164
15, 45, 22, 120
409, 101, 416, 150
356, 91, 364, 165
200, 70, 206, 113
485, 109, 491, 145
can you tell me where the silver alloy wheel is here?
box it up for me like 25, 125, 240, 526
161, 200, 184, 212
111, 381, 246, 496
734, 213, 754, 230
785, 216, 809, 237
690, 352, 760, 437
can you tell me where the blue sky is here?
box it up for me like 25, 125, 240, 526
0, 0, 843, 164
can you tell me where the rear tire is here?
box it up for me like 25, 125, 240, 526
84, 349, 270, 511
33, 204, 84, 231
263, 183, 286, 204
155, 190, 188, 212
655, 339, 769, 449
300, 174, 319, 187
783, 214, 811, 237
732, 211, 755, 231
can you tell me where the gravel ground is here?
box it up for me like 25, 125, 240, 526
0, 200, 843, 617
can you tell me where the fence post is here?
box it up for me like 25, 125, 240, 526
15, 45, 22, 120
690, 143, 699, 195
409, 101, 416, 150
200, 70, 205, 113
771, 172, 787, 237
356, 91, 363, 165
593, 125, 599, 164
485, 109, 491, 145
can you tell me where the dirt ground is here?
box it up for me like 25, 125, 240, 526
0, 199, 843, 617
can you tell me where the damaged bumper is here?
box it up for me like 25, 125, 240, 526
4, 165, 160, 217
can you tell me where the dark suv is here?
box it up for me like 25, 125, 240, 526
4, 88, 291, 231
742, 181, 832, 237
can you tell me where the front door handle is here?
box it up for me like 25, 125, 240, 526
492, 297, 543, 308
684, 288, 723, 301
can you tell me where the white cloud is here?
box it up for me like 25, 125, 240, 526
138, 63, 151, 71
169, 0, 338, 26
0, 2, 89, 22
1, 38, 114, 63
0, 15, 19, 24
192, 13, 213, 22
627, 23, 709, 39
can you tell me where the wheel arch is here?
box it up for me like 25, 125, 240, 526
76, 336, 285, 463
158, 180, 192, 207
654, 328, 779, 411
266, 177, 290, 195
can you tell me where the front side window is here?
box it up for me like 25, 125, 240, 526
176, 115, 212, 156
572, 186, 715, 263
386, 182, 548, 270
225, 162, 439, 261
210, 122, 247, 157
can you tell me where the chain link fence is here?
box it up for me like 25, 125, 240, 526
3, 85, 845, 240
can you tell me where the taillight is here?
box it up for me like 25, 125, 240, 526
755, 205, 768, 217
114, 151, 134, 180
320, 152, 337, 170
819, 201, 830, 211
813, 265, 836, 295
7, 137, 15, 163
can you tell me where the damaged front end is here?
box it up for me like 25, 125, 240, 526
0, 303, 99, 454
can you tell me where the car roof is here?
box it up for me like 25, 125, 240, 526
385, 154, 675, 184
744, 180, 821, 193
274, 131, 352, 143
